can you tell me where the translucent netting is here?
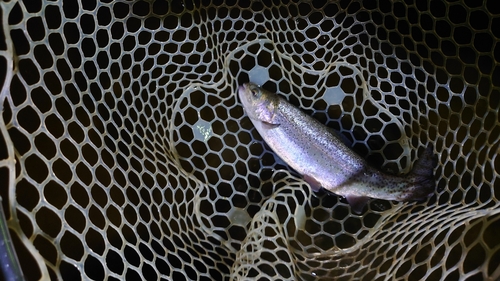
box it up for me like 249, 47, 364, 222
0, 0, 499, 280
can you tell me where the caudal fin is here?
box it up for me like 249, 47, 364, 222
401, 145, 437, 201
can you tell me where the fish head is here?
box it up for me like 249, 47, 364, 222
238, 83, 279, 125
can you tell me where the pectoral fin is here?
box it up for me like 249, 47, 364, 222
261, 121, 280, 130
345, 195, 369, 214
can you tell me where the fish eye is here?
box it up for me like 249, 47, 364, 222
250, 87, 260, 97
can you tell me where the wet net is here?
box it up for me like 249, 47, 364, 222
0, 0, 499, 280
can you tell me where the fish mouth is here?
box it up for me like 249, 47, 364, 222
237, 83, 250, 107
237, 84, 246, 95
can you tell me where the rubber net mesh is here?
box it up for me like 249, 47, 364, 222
0, 0, 499, 280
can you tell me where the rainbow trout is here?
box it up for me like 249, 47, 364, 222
238, 82, 435, 213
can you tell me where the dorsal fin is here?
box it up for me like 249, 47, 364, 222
331, 129, 352, 147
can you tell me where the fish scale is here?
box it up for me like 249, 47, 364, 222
238, 82, 436, 213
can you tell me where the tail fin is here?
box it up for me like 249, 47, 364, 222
401, 145, 437, 201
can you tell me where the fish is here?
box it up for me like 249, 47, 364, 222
238, 82, 436, 213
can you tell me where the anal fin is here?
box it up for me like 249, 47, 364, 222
345, 195, 370, 214
304, 175, 322, 192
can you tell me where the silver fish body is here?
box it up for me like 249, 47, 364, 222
238, 82, 435, 213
